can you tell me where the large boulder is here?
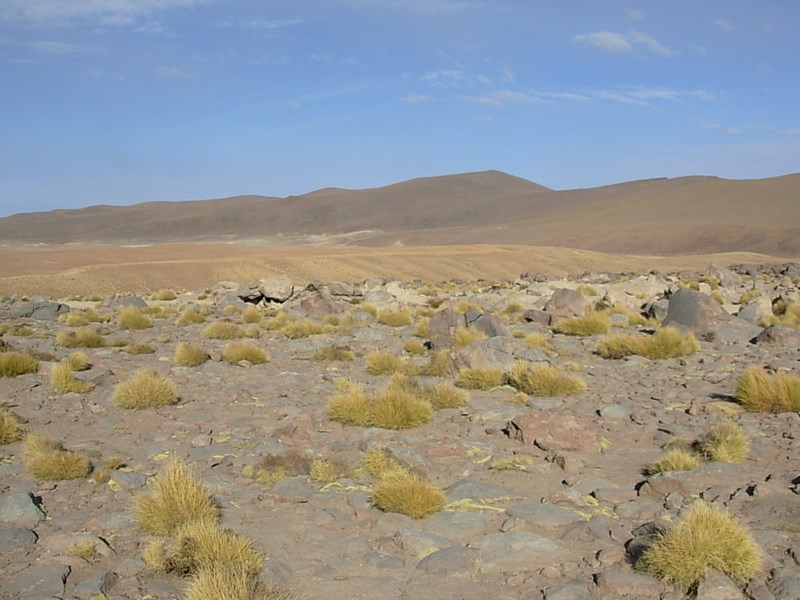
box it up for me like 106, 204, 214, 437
662, 288, 761, 343
544, 288, 589, 319
428, 309, 463, 350
7, 300, 70, 321
258, 275, 295, 303
448, 337, 520, 374
504, 410, 601, 452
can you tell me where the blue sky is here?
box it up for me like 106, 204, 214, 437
1, 0, 798, 217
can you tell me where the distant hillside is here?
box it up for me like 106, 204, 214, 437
0, 169, 798, 256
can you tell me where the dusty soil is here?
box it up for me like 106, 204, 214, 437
0, 264, 799, 600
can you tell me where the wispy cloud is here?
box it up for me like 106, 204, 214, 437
572, 30, 675, 56
714, 19, 733, 31
346, 0, 485, 14
403, 93, 434, 103
155, 65, 191, 78
595, 86, 715, 105
0, 0, 210, 27
1, 39, 103, 55
218, 17, 302, 30
467, 89, 540, 108
423, 68, 469, 87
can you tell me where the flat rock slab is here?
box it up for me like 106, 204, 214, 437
422, 510, 496, 542
506, 410, 601, 452
4, 563, 70, 599
0, 527, 37, 554
0, 492, 46, 528
507, 503, 587, 527
444, 479, 527, 504
469, 531, 573, 573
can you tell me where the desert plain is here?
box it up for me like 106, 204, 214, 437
0, 170, 799, 600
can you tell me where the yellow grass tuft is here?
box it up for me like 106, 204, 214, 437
455, 366, 505, 390
203, 321, 244, 340
184, 565, 302, 600
403, 339, 426, 355
64, 350, 90, 371
153, 289, 177, 301
327, 379, 371, 426
311, 345, 354, 361
551, 311, 610, 336
637, 501, 762, 588
735, 366, 800, 413
133, 458, 220, 536
51, 360, 94, 394
161, 519, 264, 576
113, 369, 178, 409
174, 343, 210, 367
647, 448, 700, 475
55, 328, 106, 349
508, 361, 586, 396
369, 385, 433, 430
453, 326, 488, 348
125, 342, 155, 354
377, 307, 413, 327
118, 306, 153, 330
371, 470, 446, 519
425, 381, 469, 409
366, 350, 411, 376
414, 316, 430, 339
281, 318, 331, 339
524, 332, 554, 353
596, 326, 699, 360
176, 307, 206, 326
361, 447, 409, 479
221, 341, 269, 365
23, 434, 91, 481
309, 458, 352, 483
417, 350, 448, 377
240, 305, 262, 324
698, 422, 750, 463
0, 407, 25, 445
0, 351, 39, 377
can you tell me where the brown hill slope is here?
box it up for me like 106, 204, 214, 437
0, 170, 797, 256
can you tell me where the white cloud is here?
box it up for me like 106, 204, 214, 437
573, 30, 674, 56
714, 19, 733, 31
1, 0, 209, 27
594, 86, 715, 105
219, 17, 303, 30
626, 9, 645, 21
468, 89, 539, 108
403, 94, 434, 103
422, 68, 468, 87
572, 31, 632, 53
0, 39, 103, 55
155, 65, 190, 78
347, 0, 484, 14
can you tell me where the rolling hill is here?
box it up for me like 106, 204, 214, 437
1, 170, 798, 256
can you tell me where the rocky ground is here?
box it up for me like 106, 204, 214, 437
0, 262, 799, 600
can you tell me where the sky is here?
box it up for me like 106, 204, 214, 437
1, 0, 798, 217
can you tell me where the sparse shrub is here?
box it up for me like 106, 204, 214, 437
698, 422, 749, 463
647, 448, 700, 475
377, 307, 412, 327
524, 332, 554, 353
221, 341, 268, 365
51, 360, 94, 394
176, 308, 206, 326
92, 456, 125, 484
551, 311, 610, 336
309, 458, 352, 483
245, 448, 312, 484
327, 379, 371, 426
453, 326, 488, 348
414, 316, 430, 338
118, 306, 153, 330
4, 324, 33, 336
758, 304, 800, 329
369, 385, 433, 430
240, 305, 262, 324
153, 289, 177, 301
490, 456, 534, 471
23, 434, 91, 481
366, 350, 411, 376
417, 351, 448, 377
361, 447, 409, 479
175, 343, 209, 367
455, 366, 505, 390
202, 321, 244, 340
454, 300, 481, 314
68, 540, 99, 562
508, 361, 586, 396
361, 303, 378, 317
184, 565, 300, 600
281, 318, 330, 339
113, 369, 178, 409
610, 305, 649, 326
576, 284, 599, 297
64, 351, 90, 371
133, 458, 220, 536
499, 302, 523, 320
0, 407, 25, 444
0, 351, 38, 377
425, 381, 468, 409
261, 311, 292, 331
55, 328, 106, 348
371, 470, 445, 519
596, 327, 699, 360
734, 366, 800, 413
636, 501, 762, 588
403, 340, 426, 355
126, 342, 156, 354
311, 345, 354, 361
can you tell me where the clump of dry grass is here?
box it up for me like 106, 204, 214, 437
281, 318, 331, 339
524, 332, 554, 353
133, 458, 220, 536
414, 316, 430, 339
327, 379, 371, 426
113, 369, 178, 409
50, 360, 94, 394
417, 351, 448, 377
60, 307, 108, 326
118, 306, 153, 330
0, 406, 25, 445
221, 341, 269, 365
490, 456, 534, 471
453, 326, 488, 349
202, 321, 244, 340
153, 289, 177, 301
369, 383, 433, 430
377, 307, 413, 327
425, 381, 468, 409
184, 565, 301, 600
361, 303, 378, 317
309, 457, 352, 483
361, 447, 409, 479
243, 448, 312, 484
455, 366, 505, 390
0, 351, 39, 377
759, 304, 800, 329
125, 342, 156, 354
403, 340, 426, 355
454, 300, 482, 314
174, 343, 210, 367
240, 305, 262, 324
596, 326, 699, 360
576, 284, 599, 297
636, 501, 762, 588
68, 540, 99, 562
698, 422, 750, 463
55, 329, 106, 349
366, 350, 412, 376
646, 448, 701, 475
176, 308, 206, 326
735, 366, 800, 413
23, 434, 92, 481
371, 469, 446, 519
64, 350, 90, 371
508, 361, 586, 396
311, 345, 354, 361
551, 311, 610, 336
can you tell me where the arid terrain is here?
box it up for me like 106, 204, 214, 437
1, 261, 799, 600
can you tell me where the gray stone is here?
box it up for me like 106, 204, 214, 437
696, 569, 746, 600
737, 296, 773, 325
8, 300, 70, 320
444, 479, 526, 504
598, 403, 631, 419
4, 563, 70, 599
544, 581, 594, 600
416, 545, 479, 576
71, 571, 118, 599
754, 324, 800, 347
646, 298, 670, 321
470, 531, 572, 572
507, 503, 586, 527
0, 526, 37, 553
469, 313, 511, 338
769, 569, 800, 600
258, 274, 295, 303
663, 288, 762, 342
448, 336, 519, 374
114, 294, 148, 309
108, 469, 149, 490
422, 511, 494, 542
323, 281, 357, 297
428, 309, 463, 349
594, 570, 662, 598
707, 264, 743, 289
0, 492, 46, 527
267, 477, 319, 503
545, 288, 589, 318
394, 528, 455, 557
506, 410, 601, 452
